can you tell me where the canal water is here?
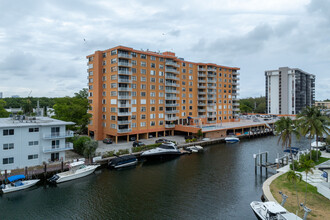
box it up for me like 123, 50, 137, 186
0, 135, 309, 220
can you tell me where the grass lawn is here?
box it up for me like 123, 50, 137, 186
296, 157, 330, 172
270, 173, 330, 220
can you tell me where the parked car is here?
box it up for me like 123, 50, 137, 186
326, 146, 330, 153
155, 138, 170, 144
103, 138, 113, 144
149, 134, 153, 138
133, 141, 145, 147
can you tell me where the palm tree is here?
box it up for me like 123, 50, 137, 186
286, 170, 302, 183
300, 159, 315, 205
298, 106, 330, 161
275, 117, 301, 210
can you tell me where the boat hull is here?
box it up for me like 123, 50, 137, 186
55, 165, 99, 184
141, 152, 182, 161
1, 179, 40, 194
111, 160, 138, 169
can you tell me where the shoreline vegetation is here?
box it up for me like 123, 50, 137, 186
270, 173, 330, 220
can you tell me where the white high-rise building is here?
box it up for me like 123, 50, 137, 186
265, 67, 315, 115
0, 92, 3, 98
0, 117, 74, 170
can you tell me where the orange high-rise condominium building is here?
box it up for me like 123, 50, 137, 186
87, 46, 240, 142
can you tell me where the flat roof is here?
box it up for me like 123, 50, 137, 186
0, 117, 75, 129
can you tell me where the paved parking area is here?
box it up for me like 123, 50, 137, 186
96, 135, 186, 154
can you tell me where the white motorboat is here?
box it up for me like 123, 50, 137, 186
141, 142, 182, 160
48, 161, 100, 184
311, 141, 326, 150
108, 155, 138, 169
186, 145, 203, 153
0, 175, 40, 194
250, 201, 302, 220
225, 136, 240, 143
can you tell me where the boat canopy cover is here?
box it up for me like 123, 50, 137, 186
263, 202, 287, 214
279, 213, 303, 220
7, 175, 25, 182
69, 161, 85, 167
110, 155, 136, 164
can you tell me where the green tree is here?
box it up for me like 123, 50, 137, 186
73, 136, 91, 155
83, 139, 98, 163
300, 159, 315, 205
239, 96, 266, 113
53, 89, 91, 134
0, 100, 10, 118
298, 106, 330, 161
197, 129, 203, 139
22, 97, 33, 115
286, 170, 302, 184
275, 117, 301, 210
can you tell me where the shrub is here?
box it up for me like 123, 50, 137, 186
132, 143, 162, 153
102, 150, 115, 158
290, 160, 300, 170
311, 150, 321, 161
185, 139, 190, 143
192, 138, 197, 142
117, 149, 129, 155
73, 136, 91, 155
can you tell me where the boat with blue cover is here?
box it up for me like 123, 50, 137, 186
225, 136, 240, 143
0, 175, 40, 194
108, 155, 138, 169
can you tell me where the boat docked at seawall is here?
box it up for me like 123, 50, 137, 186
0, 175, 40, 194
108, 155, 138, 169
250, 201, 302, 220
141, 142, 182, 160
311, 141, 326, 150
225, 136, 240, 143
48, 161, 99, 184
186, 145, 203, 153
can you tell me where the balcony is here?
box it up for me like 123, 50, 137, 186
198, 73, 206, 77
233, 102, 240, 106
165, 103, 179, 107
165, 124, 175, 128
165, 89, 179, 94
232, 71, 240, 75
207, 108, 216, 112
165, 75, 180, 80
207, 96, 216, 100
198, 79, 206, 83
117, 120, 132, 125
207, 74, 216, 78
207, 103, 215, 106
198, 109, 206, 112
165, 116, 179, 121
198, 97, 206, 100
198, 102, 206, 106
198, 68, 206, 71
43, 143, 73, 153
118, 103, 131, 108
118, 62, 132, 67
232, 96, 238, 101
118, 95, 132, 100
118, 70, 132, 75
208, 86, 216, 89
165, 68, 179, 74
207, 91, 216, 94
118, 111, 132, 116
118, 78, 132, 83
43, 130, 74, 139
118, 87, 132, 91
198, 91, 206, 95
233, 77, 240, 80
165, 61, 180, 68
232, 92, 240, 96
117, 128, 132, 133
207, 79, 216, 83
165, 110, 179, 114
232, 82, 240, 86
198, 85, 206, 89
165, 96, 179, 100
165, 82, 179, 87
118, 53, 132, 59
232, 87, 240, 91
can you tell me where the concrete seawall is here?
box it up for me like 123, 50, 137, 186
262, 172, 284, 202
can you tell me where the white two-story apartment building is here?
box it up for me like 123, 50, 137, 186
0, 116, 75, 170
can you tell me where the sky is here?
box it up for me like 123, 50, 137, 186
0, 0, 329, 100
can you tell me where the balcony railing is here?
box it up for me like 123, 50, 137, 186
118, 70, 132, 75
117, 128, 132, 133
207, 79, 216, 83
232, 82, 240, 86
165, 103, 179, 107
198, 102, 206, 106
207, 108, 216, 112
233, 77, 240, 80
198, 85, 206, 89
43, 131, 74, 139
198, 97, 206, 100
118, 62, 132, 67
118, 53, 132, 59
165, 110, 179, 114
165, 124, 175, 128
198, 68, 206, 71
207, 91, 216, 94
233, 107, 240, 111
43, 143, 73, 153
117, 112, 132, 116
233, 102, 240, 106
165, 116, 179, 121
118, 103, 131, 108
165, 75, 180, 80
117, 120, 132, 125
198, 109, 206, 112
232, 96, 238, 100
198, 79, 206, 83
207, 74, 216, 77
208, 86, 216, 89
118, 78, 132, 83
118, 87, 132, 91
198, 91, 206, 94
165, 61, 180, 68
165, 68, 179, 74
118, 95, 132, 100
232, 71, 240, 75
165, 82, 179, 87
198, 73, 206, 77
165, 96, 179, 100
207, 103, 215, 106
232, 87, 240, 91
165, 89, 179, 94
